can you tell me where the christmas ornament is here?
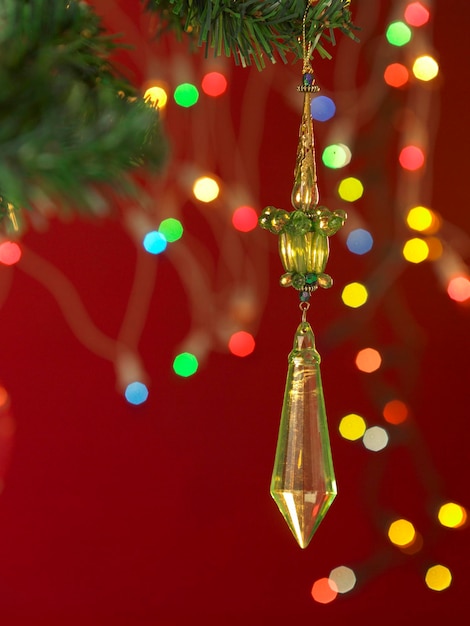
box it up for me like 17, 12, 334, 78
259, 3, 347, 548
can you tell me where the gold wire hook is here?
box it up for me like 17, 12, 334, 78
299, 301, 310, 322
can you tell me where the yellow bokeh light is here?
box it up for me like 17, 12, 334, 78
341, 282, 368, 308
425, 564, 452, 591
339, 413, 367, 441
402, 237, 429, 263
388, 519, 416, 547
144, 85, 168, 109
406, 206, 433, 231
413, 55, 439, 81
193, 176, 220, 203
355, 347, 382, 373
438, 502, 467, 528
338, 177, 364, 202
425, 237, 443, 261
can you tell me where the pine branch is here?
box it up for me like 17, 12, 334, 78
142, 0, 358, 68
0, 0, 167, 226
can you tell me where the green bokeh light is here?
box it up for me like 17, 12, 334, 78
174, 83, 199, 108
322, 144, 350, 169
173, 352, 199, 377
159, 218, 184, 242
386, 21, 412, 47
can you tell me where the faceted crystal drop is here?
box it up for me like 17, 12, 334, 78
270, 321, 337, 548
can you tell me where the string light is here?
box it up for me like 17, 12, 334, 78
193, 176, 220, 202
158, 218, 184, 242
425, 565, 452, 591
173, 352, 199, 377
144, 85, 168, 109
310, 95, 336, 121
437, 502, 467, 529
124, 382, 149, 405
341, 282, 368, 308
383, 399, 409, 425
406, 206, 434, 232
143, 231, 167, 254
399, 145, 425, 171
228, 331, 255, 357
346, 229, 374, 255
386, 21, 412, 47
322, 143, 351, 169
337, 177, 364, 202
174, 82, 199, 108
404, 2, 430, 28
412, 55, 439, 81
311, 578, 338, 604
201, 71, 228, 97
388, 519, 416, 547
363, 426, 389, 452
339, 413, 367, 441
384, 62, 409, 88
447, 276, 470, 302
0, 241, 22, 265
355, 348, 382, 373
232, 205, 258, 232
328, 566, 357, 594
402, 237, 429, 263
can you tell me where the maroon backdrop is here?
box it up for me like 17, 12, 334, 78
0, 2, 468, 624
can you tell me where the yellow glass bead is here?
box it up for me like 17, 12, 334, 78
279, 231, 330, 275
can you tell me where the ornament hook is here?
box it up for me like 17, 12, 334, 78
299, 300, 310, 322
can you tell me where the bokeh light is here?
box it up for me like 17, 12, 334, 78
158, 218, 183, 242
388, 518, 416, 547
124, 381, 149, 405
339, 413, 367, 441
447, 276, 470, 302
413, 55, 439, 81
174, 82, 199, 107
201, 71, 228, 97
173, 352, 199, 377
425, 236, 443, 260
384, 62, 409, 88
322, 143, 351, 169
406, 205, 434, 232
0, 241, 22, 265
341, 282, 368, 308
425, 565, 452, 591
355, 347, 382, 373
144, 85, 168, 109
338, 177, 364, 202
311, 578, 338, 604
346, 229, 374, 255
404, 2, 430, 27
399, 145, 425, 171
386, 21, 412, 47
228, 331, 255, 357
310, 95, 336, 122
329, 566, 357, 594
143, 231, 167, 254
232, 205, 258, 232
193, 176, 220, 202
383, 399, 409, 425
438, 502, 468, 529
402, 237, 429, 263
363, 426, 389, 452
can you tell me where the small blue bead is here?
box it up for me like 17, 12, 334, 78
303, 73, 313, 86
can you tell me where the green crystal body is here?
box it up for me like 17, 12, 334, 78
270, 321, 337, 548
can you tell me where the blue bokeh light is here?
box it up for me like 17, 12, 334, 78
346, 229, 374, 255
311, 96, 336, 122
143, 231, 167, 254
125, 381, 149, 405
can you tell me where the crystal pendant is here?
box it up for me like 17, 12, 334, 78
270, 321, 337, 548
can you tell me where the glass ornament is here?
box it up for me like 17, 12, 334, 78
271, 321, 337, 548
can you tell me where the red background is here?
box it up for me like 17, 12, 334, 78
0, 1, 468, 624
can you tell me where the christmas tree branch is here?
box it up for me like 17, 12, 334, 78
0, 0, 167, 227
142, 0, 358, 68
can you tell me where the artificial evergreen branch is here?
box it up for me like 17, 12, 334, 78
0, 0, 167, 227
142, 0, 358, 69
